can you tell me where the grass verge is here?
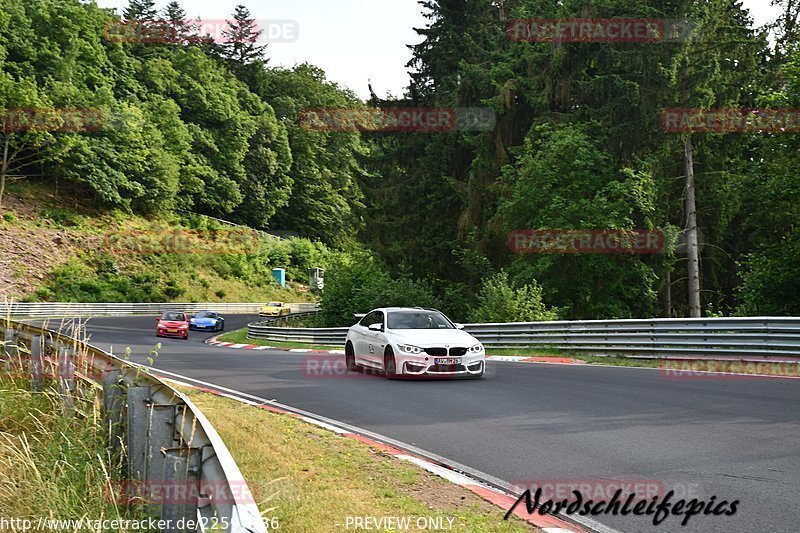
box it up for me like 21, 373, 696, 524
216, 328, 340, 351
176, 385, 537, 532
0, 374, 152, 530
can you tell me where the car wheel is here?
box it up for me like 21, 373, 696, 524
384, 347, 398, 379
219, 322, 224, 332
345, 342, 358, 372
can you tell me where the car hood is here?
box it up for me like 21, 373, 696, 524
159, 320, 187, 327
191, 318, 217, 324
387, 329, 478, 347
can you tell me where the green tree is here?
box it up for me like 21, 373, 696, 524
222, 5, 266, 65
123, 0, 158, 21
469, 271, 559, 323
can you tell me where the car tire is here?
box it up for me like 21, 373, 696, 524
384, 347, 398, 379
345, 342, 358, 372
219, 322, 224, 332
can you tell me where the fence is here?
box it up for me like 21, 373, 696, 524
247, 316, 800, 360
1, 320, 267, 532
1, 302, 320, 318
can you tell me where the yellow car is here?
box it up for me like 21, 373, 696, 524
259, 301, 291, 317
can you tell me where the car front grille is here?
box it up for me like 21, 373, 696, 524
428, 364, 467, 373
425, 346, 467, 357
423, 347, 469, 357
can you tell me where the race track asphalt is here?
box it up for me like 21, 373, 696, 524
43, 315, 800, 533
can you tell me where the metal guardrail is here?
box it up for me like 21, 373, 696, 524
176, 210, 284, 241
2, 302, 319, 318
1, 320, 268, 533
247, 316, 800, 360
252, 311, 321, 326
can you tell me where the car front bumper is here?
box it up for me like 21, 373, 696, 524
157, 329, 188, 338
189, 323, 218, 331
395, 351, 485, 377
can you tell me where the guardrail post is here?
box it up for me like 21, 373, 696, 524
145, 403, 180, 484
159, 447, 201, 531
30, 334, 44, 391
2, 328, 18, 372
127, 386, 151, 481
58, 345, 76, 415
103, 370, 126, 457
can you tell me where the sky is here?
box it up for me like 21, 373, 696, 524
95, 0, 783, 100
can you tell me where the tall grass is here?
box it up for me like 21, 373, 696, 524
0, 373, 150, 528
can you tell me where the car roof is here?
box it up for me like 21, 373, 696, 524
366, 307, 442, 313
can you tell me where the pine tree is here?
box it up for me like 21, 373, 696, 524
123, 0, 158, 21
222, 5, 267, 65
162, 1, 193, 44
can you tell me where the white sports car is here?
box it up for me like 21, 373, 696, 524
344, 307, 485, 379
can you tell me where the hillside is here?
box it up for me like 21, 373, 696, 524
0, 181, 320, 304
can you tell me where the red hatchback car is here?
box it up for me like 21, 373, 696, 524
156, 311, 190, 339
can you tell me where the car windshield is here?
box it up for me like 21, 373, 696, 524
195, 311, 214, 318
267, 302, 282, 307
161, 311, 185, 321
387, 311, 454, 330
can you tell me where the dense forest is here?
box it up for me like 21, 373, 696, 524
1, 0, 798, 322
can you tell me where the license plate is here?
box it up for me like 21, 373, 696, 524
167, 329, 178, 333
434, 358, 460, 365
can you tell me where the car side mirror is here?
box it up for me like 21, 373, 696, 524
368, 323, 383, 332
454, 323, 465, 330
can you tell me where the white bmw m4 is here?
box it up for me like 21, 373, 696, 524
344, 307, 485, 379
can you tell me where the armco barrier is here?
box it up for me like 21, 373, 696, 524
247, 316, 800, 360
1, 302, 319, 318
1, 320, 268, 533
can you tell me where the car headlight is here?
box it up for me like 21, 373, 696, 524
468, 344, 484, 353
179, 324, 189, 329
398, 344, 424, 355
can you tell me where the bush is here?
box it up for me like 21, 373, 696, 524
468, 271, 559, 323
318, 252, 440, 326
163, 279, 184, 299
